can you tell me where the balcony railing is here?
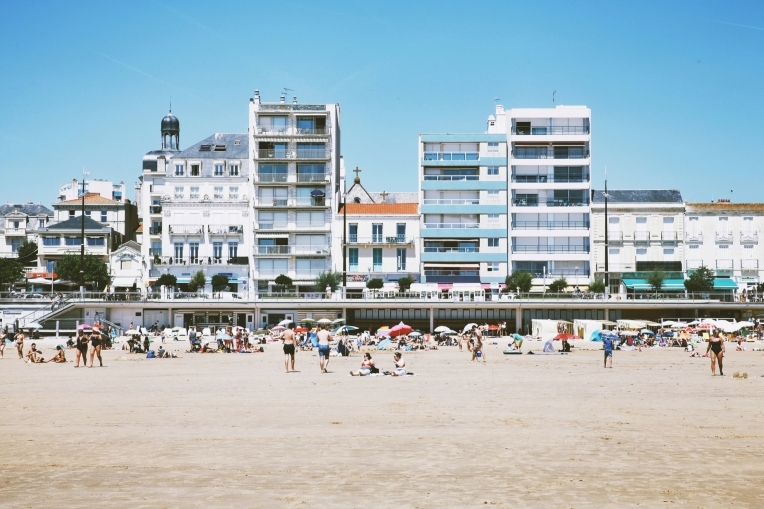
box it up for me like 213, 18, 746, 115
295, 127, 330, 135
256, 150, 291, 159
422, 199, 481, 205
347, 236, 412, 244
295, 149, 330, 159
512, 199, 589, 207
149, 226, 162, 235
422, 175, 479, 181
295, 222, 329, 229
295, 271, 326, 278
294, 245, 330, 254
423, 223, 480, 229
661, 231, 677, 242
4, 227, 26, 235
423, 152, 479, 161
257, 246, 291, 255
715, 231, 733, 242
634, 231, 650, 242
513, 245, 589, 253
511, 174, 589, 183
595, 263, 637, 272
512, 221, 589, 230
741, 259, 759, 270
208, 225, 243, 235
512, 126, 589, 135
257, 173, 288, 183
605, 231, 624, 242
257, 222, 289, 230
256, 126, 330, 136
686, 232, 703, 242
716, 259, 734, 270
686, 259, 704, 270
256, 245, 330, 255
169, 225, 204, 235
526, 269, 591, 278
150, 205, 163, 214
149, 248, 162, 256
297, 172, 330, 182
512, 147, 589, 159
423, 246, 480, 253
294, 197, 328, 207
256, 126, 290, 135
740, 231, 758, 243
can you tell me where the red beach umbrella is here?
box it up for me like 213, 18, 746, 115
389, 322, 413, 338
553, 333, 578, 341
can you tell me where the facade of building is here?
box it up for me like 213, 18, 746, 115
684, 201, 764, 291
0, 202, 53, 259
108, 241, 144, 291
249, 90, 341, 293
38, 216, 114, 273
591, 190, 685, 294
418, 133, 509, 285
138, 110, 252, 295
58, 179, 126, 202
489, 104, 592, 288
52, 193, 138, 240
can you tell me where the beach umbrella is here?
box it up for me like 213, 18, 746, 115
336, 325, 359, 334
553, 333, 578, 341
316, 318, 332, 325
310, 189, 326, 197
434, 325, 451, 333
377, 326, 390, 331
216, 332, 232, 340
408, 331, 422, 337
26, 322, 43, 329
377, 329, 391, 337
389, 322, 413, 338
462, 323, 478, 332
300, 318, 316, 324
91, 324, 103, 329
639, 329, 655, 335
77, 323, 91, 329
331, 318, 346, 325
488, 324, 499, 331
278, 319, 294, 326
377, 338, 392, 350
271, 325, 286, 332
294, 327, 308, 333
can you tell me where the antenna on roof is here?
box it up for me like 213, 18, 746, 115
552, 90, 556, 104
169, 96, 172, 112
494, 97, 501, 104
283, 88, 294, 102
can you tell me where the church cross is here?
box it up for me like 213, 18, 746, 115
380, 190, 389, 202
353, 167, 361, 178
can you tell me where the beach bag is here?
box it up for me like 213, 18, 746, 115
146, 350, 155, 358
370, 365, 379, 374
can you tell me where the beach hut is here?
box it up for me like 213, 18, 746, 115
531, 319, 573, 341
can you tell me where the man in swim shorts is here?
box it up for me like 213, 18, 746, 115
603, 335, 613, 368
316, 324, 332, 373
281, 322, 297, 372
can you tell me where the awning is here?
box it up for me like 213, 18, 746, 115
437, 283, 452, 290
256, 232, 290, 238
112, 277, 137, 287
622, 278, 686, 291
713, 278, 738, 290
175, 278, 190, 283
292, 280, 317, 285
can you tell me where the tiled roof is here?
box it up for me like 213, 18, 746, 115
592, 189, 683, 204
58, 193, 118, 205
117, 240, 141, 252
0, 203, 53, 216
368, 192, 418, 204
339, 203, 418, 215
136, 222, 143, 233
686, 202, 764, 213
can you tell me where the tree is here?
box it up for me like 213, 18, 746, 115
274, 274, 292, 292
211, 274, 230, 292
548, 277, 569, 293
315, 271, 341, 292
589, 279, 606, 294
54, 254, 110, 288
685, 266, 714, 293
397, 276, 414, 292
366, 278, 384, 290
647, 270, 665, 293
17, 240, 38, 267
505, 271, 533, 293
0, 258, 24, 290
188, 270, 206, 292
155, 274, 177, 288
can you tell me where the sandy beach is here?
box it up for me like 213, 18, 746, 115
1, 340, 763, 508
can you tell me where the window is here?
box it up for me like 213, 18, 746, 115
689, 244, 699, 249
487, 166, 499, 175
86, 237, 105, 246
348, 223, 358, 242
38, 218, 45, 228
151, 241, 161, 257
487, 189, 499, 195
191, 164, 200, 176
349, 248, 359, 270
174, 243, 184, 263
372, 224, 383, 243
85, 210, 91, 217
190, 187, 200, 199
174, 186, 184, 199
213, 242, 223, 261
214, 164, 224, 176
11, 238, 21, 253
488, 214, 499, 223
488, 238, 499, 247
229, 186, 239, 200
43, 237, 60, 246
296, 211, 324, 227
296, 258, 325, 275
175, 164, 185, 176
65, 237, 81, 246
636, 248, 647, 258
120, 259, 132, 270
487, 142, 499, 152
69, 210, 75, 217
396, 223, 406, 242
258, 258, 288, 275
214, 187, 224, 199
718, 244, 729, 249
228, 242, 238, 260
229, 164, 239, 176
487, 262, 500, 272
372, 248, 382, 271
396, 248, 406, 271
100, 211, 107, 223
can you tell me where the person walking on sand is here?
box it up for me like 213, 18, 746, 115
317, 324, 332, 373
74, 329, 89, 368
89, 328, 104, 367
0, 328, 6, 358
281, 322, 297, 372
706, 329, 725, 376
14, 330, 25, 359
603, 334, 613, 368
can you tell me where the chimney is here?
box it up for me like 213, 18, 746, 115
293, 96, 298, 105
280, 95, 285, 104
253, 89, 260, 104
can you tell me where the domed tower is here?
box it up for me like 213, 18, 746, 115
161, 110, 180, 150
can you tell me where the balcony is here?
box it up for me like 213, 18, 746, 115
422, 175, 479, 181
685, 259, 704, 270
255, 150, 291, 160
256, 126, 290, 136
740, 231, 758, 243
295, 127, 330, 136
661, 231, 678, 242
257, 246, 291, 255
715, 231, 733, 243
512, 221, 589, 230
422, 199, 481, 205
423, 246, 479, 253
168, 225, 204, 235
513, 245, 589, 254
294, 197, 329, 207
161, 257, 248, 267
149, 248, 162, 257
295, 222, 329, 230
511, 199, 589, 207
4, 227, 27, 236
347, 236, 414, 245
686, 231, 703, 242
257, 222, 289, 230
423, 152, 479, 162
208, 225, 243, 236
512, 174, 589, 183
512, 147, 588, 159
741, 259, 759, 270
294, 245, 330, 254
595, 263, 637, 272
716, 259, 734, 271
423, 223, 480, 229
605, 231, 624, 243
150, 205, 163, 214
634, 231, 650, 243
297, 172, 330, 183
149, 226, 162, 235
295, 270, 326, 278
256, 173, 288, 183
295, 149, 330, 160
423, 270, 480, 283
512, 126, 589, 135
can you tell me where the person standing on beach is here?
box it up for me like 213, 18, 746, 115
706, 329, 725, 376
0, 328, 6, 358
317, 324, 332, 373
281, 322, 297, 372
75, 329, 89, 368
89, 328, 104, 367
472, 325, 485, 364
14, 330, 25, 359
603, 334, 613, 368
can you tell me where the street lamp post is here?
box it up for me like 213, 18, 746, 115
342, 188, 347, 299
79, 170, 88, 294
604, 168, 609, 298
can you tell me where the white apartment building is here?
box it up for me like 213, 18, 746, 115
488, 104, 592, 288
685, 201, 763, 291
138, 111, 252, 295
59, 179, 126, 202
38, 216, 114, 273
333, 171, 419, 294
0, 202, 53, 259
591, 190, 685, 294
52, 193, 138, 240
249, 90, 341, 293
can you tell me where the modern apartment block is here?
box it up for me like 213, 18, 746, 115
591, 190, 685, 294
418, 134, 509, 285
58, 179, 126, 202
685, 200, 763, 291
488, 105, 592, 287
249, 90, 341, 292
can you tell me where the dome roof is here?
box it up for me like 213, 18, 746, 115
161, 111, 179, 132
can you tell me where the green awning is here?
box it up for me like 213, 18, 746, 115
622, 278, 686, 291
713, 278, 737, 290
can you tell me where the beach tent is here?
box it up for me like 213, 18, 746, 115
574, 319, 614, 341
377, 338, 392, 350
531, 319, 573, 341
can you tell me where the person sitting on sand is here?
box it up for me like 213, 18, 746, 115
389, 352, 406, 376
350, 353, 375, 376
47, 345, 66, 363
543, 338, 555, 353
157, 346, 169, 358
736, 337, 745, 351
26, 343, 44, 363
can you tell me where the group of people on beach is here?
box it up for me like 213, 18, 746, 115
0, 328, 71, 364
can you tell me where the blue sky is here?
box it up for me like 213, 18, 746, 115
1, 0, 763, 204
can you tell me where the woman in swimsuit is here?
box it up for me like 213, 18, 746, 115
75, 330, 89, 368
0, 329, 6, 358
47, 345, 66, 363
350, 353, 374, 376
389, 352, 406, 376
14, 331, 25, 359
706, 329, 725, 376
89, 329, 103, 367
